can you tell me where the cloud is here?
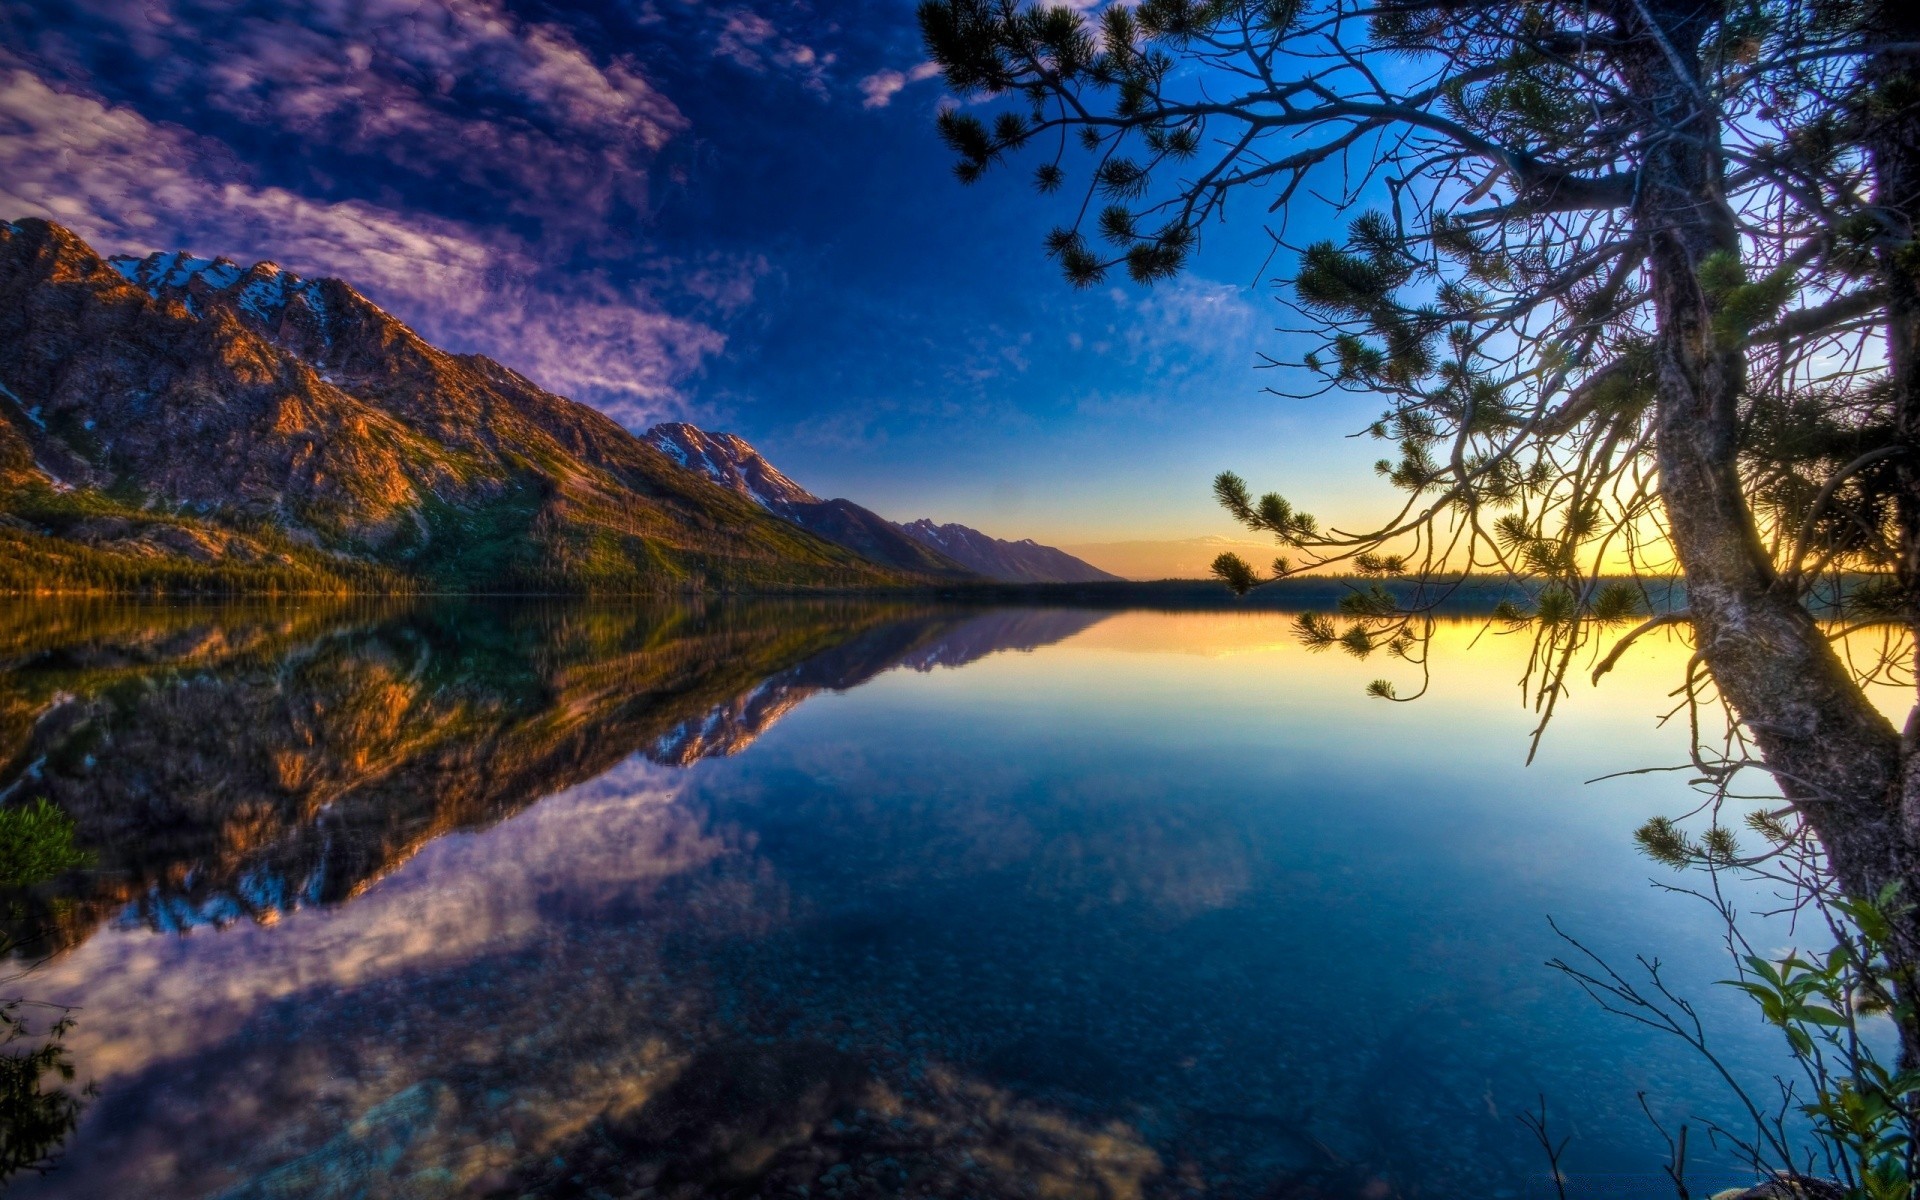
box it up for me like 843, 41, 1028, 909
3, 0, 688, 227
711, 8, 836, 98
859, 61, 941, 108
1117, 277, 1263, 372
0, 62, 731, 425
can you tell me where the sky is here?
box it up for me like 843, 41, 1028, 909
0, 0, 1397, 560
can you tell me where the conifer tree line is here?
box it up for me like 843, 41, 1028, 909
919, 0, 1920, 1056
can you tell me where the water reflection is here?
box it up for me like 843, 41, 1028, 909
0, 603, 1789, 1198
0, 601, 1104, 955
0, 797, 93, 1181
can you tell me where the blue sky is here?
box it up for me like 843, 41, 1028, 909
0, 0, 1389, 547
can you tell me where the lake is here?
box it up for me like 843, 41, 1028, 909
0, 600, 1812, 1198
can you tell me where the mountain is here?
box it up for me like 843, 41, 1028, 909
642, 423, 975, 577
0, 219, 925, 593
642, 422, 1120, 584
894, 519, 1123, 584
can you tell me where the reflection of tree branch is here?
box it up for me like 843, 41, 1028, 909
1515, 1094, 1569, 1200
1544, 916, 1795, 1172
0, 796, 94, 1182
0, 996, 91, 1182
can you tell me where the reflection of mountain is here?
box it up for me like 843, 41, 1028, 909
0, 602, 1106, 953
647, 608, 1109, 765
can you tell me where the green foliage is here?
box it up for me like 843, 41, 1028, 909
0, 802, 90, 891
1533, 586, 1575, 624
1336, 584, 1399, 618
1491, 597, 1530, 624
1210, 551, 1260, 594
922, 0, 1920, 1187
1629, 810, 1920, 1195
1351, 552, 1413, 576
0, 481, 401, 596
1337, 624, 1374, 656
1591, 581, 1645, 622
0, 799, 93, 1181
1742, 386, 1902, 591
1292, 611, 1338, 647
0, 1003, 87, 1183
1633, 815, 1694, 867
915, 0, 1905, 757
1700, 250, 1798, 344
1720, 889, 1920, 1198
1213, 472, 1319, 544
0, 443, 934, 597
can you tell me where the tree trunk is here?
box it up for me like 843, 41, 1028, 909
1624, 0, 1918, 1049
1869, 4, 1920, 880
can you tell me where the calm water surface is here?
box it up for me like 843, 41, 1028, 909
0, 601, 1808, 1198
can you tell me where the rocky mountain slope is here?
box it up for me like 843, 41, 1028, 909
642, 422, 1118, 584
0, 219, 924, 593
893, 519, 1122, 584
643, 423, 974, 577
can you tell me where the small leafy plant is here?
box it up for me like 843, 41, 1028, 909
1722, 888, 1920, 1199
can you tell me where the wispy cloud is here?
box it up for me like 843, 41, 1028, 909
4, 0, 688, 228
859, 61, 941, 108
1118, 277, 1263, 371
711, 8, 836, 98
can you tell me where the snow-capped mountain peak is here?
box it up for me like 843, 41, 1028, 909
892, 518, 1122, 584
640, 424, 1121, 584
641, 422, 820, 511
109, 251, 332, 334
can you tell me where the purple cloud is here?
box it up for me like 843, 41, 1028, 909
858, 61, 940, 109
6, 0, 689, 227
711, 7, 836, 98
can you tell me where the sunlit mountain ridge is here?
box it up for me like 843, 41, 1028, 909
0, 220, 941, 594
642, 422, 1121, 583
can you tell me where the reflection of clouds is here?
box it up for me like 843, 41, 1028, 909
1030, 774, 1254, 918
29, 755, 727, 1083
2, 606, 1798, 1199
735, 744, 1251, 919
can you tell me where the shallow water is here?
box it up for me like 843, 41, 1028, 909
0, 600, 1816, 1198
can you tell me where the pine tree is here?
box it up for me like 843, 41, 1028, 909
921, 0, 1920, 1057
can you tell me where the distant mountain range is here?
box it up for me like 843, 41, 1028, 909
894, 518, 1122, 584
642, 422, 1119, 584
641, 423, 972, 578
0, 219, 1119, 593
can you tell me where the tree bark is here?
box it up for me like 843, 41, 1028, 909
1867, 4, 1920, 877
1623, 0, 1918, 1045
